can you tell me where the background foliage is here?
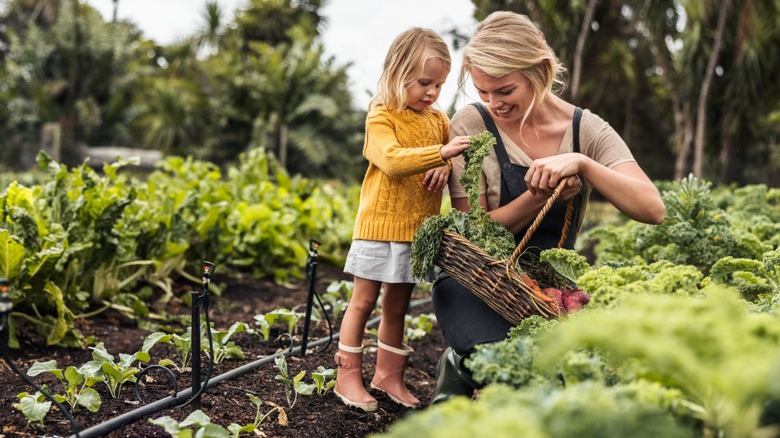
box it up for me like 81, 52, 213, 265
1, 0, 778, 185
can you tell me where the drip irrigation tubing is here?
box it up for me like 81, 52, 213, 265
70, 297, 432, 438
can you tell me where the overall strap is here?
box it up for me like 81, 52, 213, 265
560, 106, 584, 249
572, 107, 583, 153
470, 103, 523, 198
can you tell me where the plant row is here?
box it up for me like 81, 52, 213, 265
0, 149, 359, 347
12, 279, 436, 436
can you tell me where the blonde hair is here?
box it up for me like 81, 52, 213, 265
459, 11, 566, 127
371, 28, 451, 112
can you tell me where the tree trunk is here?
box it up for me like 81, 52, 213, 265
673, 111, 694, 179
693, 0, 731, 178
638, 14, 694, 180
571, 0, 598, 101
278, 123, 288, 169
717, 113, 738, 183
718, 0, 754, 184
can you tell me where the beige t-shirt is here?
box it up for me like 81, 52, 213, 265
449, 104, 636, 212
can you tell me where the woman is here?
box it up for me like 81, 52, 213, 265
430, 11, 665, 403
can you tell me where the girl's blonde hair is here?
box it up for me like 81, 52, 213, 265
459, 11, 566, 126
371, 28, 451, 112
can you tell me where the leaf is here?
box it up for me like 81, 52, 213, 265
194, 423, 231, 438
180, 409, 212, 428
64, 365, 87, 385
77, 387, 102, 412
294, 381, 315, 396
43, 281, 74, 346
90, 342, 115, 363
277, 407, 288, 426
0, 229, 25, 280
16, 393, 52, 423
539, 248, 592, 284
149, 416, 185, 435
142, 332, 172, 352
26, 360, 62, 379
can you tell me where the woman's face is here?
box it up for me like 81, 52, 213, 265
405, 56, 449, 112
471, 69, 533, 123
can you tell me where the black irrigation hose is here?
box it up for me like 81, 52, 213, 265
70, 297, 432, 438
134, 365, 179, 404
1, 287, 81, 437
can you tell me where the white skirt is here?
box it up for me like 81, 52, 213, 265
343, 240, 435, 284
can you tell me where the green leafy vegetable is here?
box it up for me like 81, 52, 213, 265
411, 131, 515, 279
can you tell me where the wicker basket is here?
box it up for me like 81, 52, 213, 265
436, 177, 574, 326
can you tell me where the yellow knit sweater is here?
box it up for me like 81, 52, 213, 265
353, 105, 450, 242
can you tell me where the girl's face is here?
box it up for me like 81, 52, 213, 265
471, 69, 534, 123
405, 56, 449, 112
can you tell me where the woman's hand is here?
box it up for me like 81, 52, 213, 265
558, 175, 583, 201
422, 165, 450, 192
525, 153, 584, 197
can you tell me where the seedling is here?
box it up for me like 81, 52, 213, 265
142, 330, 194, 372
13, 388, 52, 427
274, 355, 314, 408
24, 360, 102, 413
89, 342, 151, 399
227, 394, 283, 436
311, 366, 337, 396
143, 321, 248, 370
316, 280, 353, 322
207, 321, 248, 364
150, 409, 231, 437
253, 308, 303, 341
404, 313, 436, 345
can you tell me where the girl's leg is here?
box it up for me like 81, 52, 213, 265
371, 282, 420, 408
375, 282, 414, 345
339, 276, 381, 346
334, 276, 381, 411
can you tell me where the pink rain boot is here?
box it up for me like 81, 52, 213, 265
370, 341, 420, 408
333, 342, 377, 412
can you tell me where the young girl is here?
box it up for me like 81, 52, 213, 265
334, 28, 471, 412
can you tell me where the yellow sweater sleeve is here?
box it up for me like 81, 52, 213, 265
363, 108, 447, 177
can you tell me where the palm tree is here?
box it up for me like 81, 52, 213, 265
194, 1, 224, 55
716, 0, 780, 183
249, 28, 339, 168
132, 77, 210, 155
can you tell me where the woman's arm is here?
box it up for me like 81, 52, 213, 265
525, 153, 665, 224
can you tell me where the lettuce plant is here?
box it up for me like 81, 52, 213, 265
25, 360, 102, 413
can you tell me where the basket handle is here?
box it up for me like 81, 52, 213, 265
506, 176, 574, 276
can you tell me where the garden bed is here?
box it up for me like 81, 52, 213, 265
1, 263, 446, 437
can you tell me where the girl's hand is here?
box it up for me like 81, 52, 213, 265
439, 136, 471, 160
525, 153, 583, 197
422, 165, 450, 192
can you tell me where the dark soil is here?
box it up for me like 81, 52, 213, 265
0, 263, 447, 437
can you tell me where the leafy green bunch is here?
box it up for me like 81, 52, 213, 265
411, 131, 515, 279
